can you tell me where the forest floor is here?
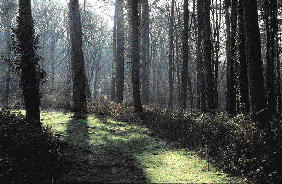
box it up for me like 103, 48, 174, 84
16, 110, 247, 183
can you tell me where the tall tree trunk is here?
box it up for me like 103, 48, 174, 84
213, 0, 220, 110
111, 0, 118, 102
180, 0, 189, 110
141, 0, 150, 105
175, 2, 181, 108
131, 0, 143, 113
65, 13, 73, 111
116, 0, 125, 103
168, 0, 175, 109
203, 0, 214, 112
275, 33, 281, 113
197, 0, 205, 111
187, 66, 193, 110
50, 35, 56, 97
225, 0, 231, 113
238, 0, 250, 113
265, 0, 277, 116
18, 0, 41, 127
151, 38, 157, 104
243, 0, 267, 130
228, 0, 237, 115
69, 0, 87, 117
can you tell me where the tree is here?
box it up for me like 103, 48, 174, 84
69, 0, 87, 117
213, 0, 221, 110
196, 0, 205, 111
141, 0, 150, 105
180, 0, 190, 110
225, 0, 233, 114
168, 0, 174, 109
130, 0, 143, 113
228, 0, 237, 115
265, 0, 277, 116
111, 0, 118, 102
238, 0, 250, 113
203, 0, 214, 112
116, 0, 125, 103
13, 0, 46, 128
243, 0, 267, 130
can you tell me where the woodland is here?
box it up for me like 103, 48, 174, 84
1, 0, 282, 183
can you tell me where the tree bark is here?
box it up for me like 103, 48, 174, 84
213, 0, 220, 110
243, 0, 267, 129
228, 0, 237, 115
238, 0, 250, 113
225, 0, 231, 113
141, 0, 150, 105
180, 0, 189, 110
168, 0, 174, 110
265, 0, 277, 116
111, 0, 118, 102
18, 0, 41, 127
203, 0, 214, 112
131, 0, 143, 113
69, 0, 87, 117
196, 0, 205, 111
116, 0, 125, 103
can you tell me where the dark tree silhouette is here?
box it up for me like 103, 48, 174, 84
168, 0, 174, 110
180, 0, 189, 110
141, 0, 150, 105
111, 12, 117, 102
265, 0, 277, 116
130, 0, 143, 113
196, 0, 205, 111
228, 0, 237, 115
243, 0, 267, 130
69, 0, 87, 117
238, 0, 250, 113
203, 0, 214, 112
13, 0, 46, 128
116, 0, 125, 103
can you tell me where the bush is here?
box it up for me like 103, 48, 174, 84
87, 100, 282, 183
0, 109, 71, 183
40, 94, 55, 109
191, 112, 282, 183
87, 101, 143, 124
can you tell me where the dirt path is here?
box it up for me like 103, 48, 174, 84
40, 111, 247, 183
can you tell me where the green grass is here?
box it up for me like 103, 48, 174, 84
5, 109, 247, 183
7, 105, 281, 183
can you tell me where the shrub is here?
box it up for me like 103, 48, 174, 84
0, 109, 70, 183
87, 101, 143, 124
40, 94, 55, 109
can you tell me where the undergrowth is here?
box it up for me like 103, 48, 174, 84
0, 109, 76, 183
87, 100, 282, 183
2, 100, 282, 183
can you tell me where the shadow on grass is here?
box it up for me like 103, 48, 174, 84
54, 114, 148, 183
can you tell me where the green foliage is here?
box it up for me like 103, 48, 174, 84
0, 109, 71, 183
40, 94, 73, 112
188, 112, 282, 183
86, 102, 282, 182
10, 27, 46, 89
87, 101, 142, 123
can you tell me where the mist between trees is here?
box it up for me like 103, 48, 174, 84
0, 0, 282, 129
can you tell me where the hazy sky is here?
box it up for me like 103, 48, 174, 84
55, 0, 115, 28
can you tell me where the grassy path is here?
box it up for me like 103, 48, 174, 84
30, 110, 247, 183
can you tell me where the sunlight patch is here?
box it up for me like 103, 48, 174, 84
135, 149, 232, 183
